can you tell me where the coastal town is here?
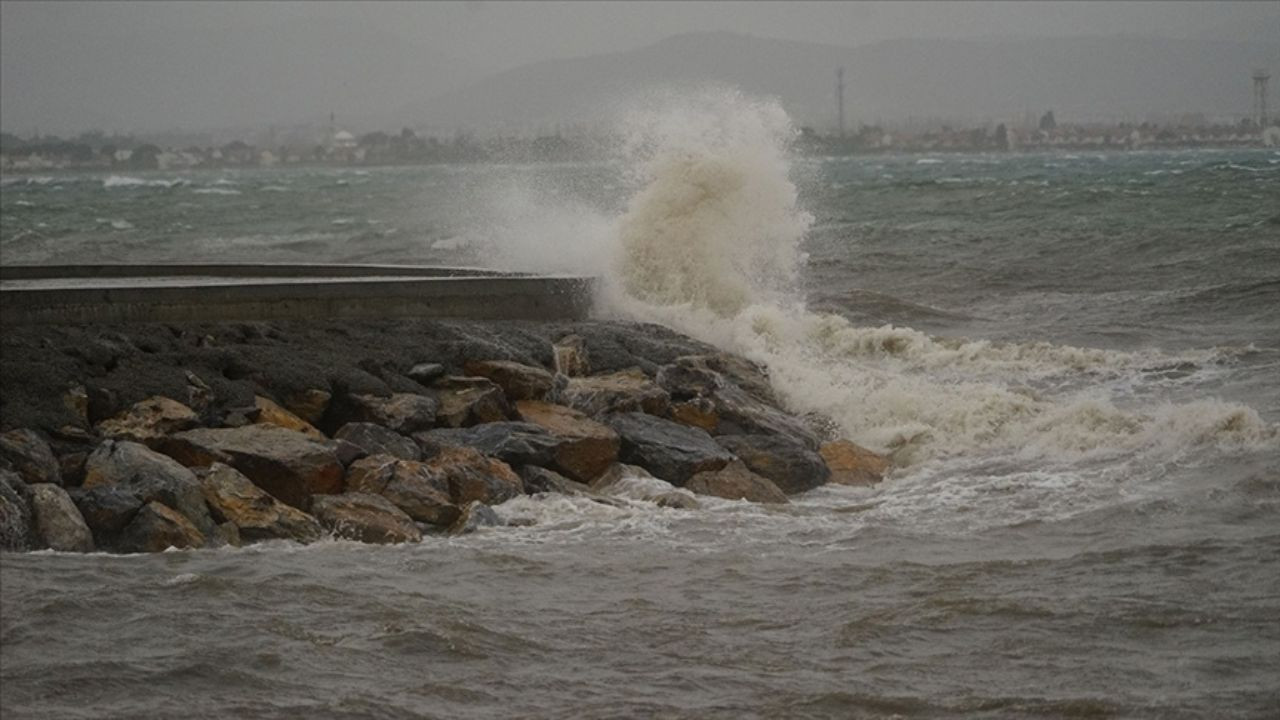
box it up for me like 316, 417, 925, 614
2, 111, 1277, 172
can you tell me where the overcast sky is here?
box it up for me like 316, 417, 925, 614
2, 1, 1276, 135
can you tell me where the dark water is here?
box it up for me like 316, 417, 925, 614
3, 149, 1279, 718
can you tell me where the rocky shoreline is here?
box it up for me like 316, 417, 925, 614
0, 318, 888, 553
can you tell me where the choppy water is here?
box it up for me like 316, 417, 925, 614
3, 134, 1280, 716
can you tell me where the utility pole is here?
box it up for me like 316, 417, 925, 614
1253, 69, 1270, 127
836, 67, 846, 138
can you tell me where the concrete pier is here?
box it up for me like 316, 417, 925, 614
0, 264, 596, 325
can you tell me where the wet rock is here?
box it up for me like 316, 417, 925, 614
415, 422, 560, 468
29, 483, 94, 552
69, 485, 144, 534
347, 393, 439, 434
552, 334, 590, 377
561, 369, 671, 418
0, 428, 62, 486
819, 440, 890, 486
197, 463, 323, 543
345, 455, 459, 527
254, 396, 325, 439
95, 396, 200, 444
716, 434, 830, 495
309, 493, 422, 544
83, 440, 218, 535
604, 413, 732, 485
407, 362, 446, 386
0, 471, 34, 551
686, 460, 788, 504
463, 359, 554, 401
669, 399, 719, 433
334, 422, 420, 461
515, 401, 620, 482
157, 426, 343, 509
118, 501, 206, 553
448, 501, 501, 535
216, 521, 243, 548
432, 377, 515, 427
518, 466, 591, 496
652, 491, 701, 510
282, 388, 331, 426
657, 356, 817, 449
426, 447, 523, 506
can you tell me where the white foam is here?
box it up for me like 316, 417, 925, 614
193, 187, 241, 196
103, 175, 186, 189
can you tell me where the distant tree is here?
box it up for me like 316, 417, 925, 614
994, 123, 1009, 150
1039, 111, 1056, 131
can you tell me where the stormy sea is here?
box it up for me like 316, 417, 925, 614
2, 94, 1278, 718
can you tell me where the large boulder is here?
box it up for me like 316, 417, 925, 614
345, 393, 439, 434
0, 428, 62, 486
95, 396, 200, 444
157, 426, 343, 509
716, 434, 829, 495
69, 485, 144, 535
344, 455, 458, 527
309, 493, 422, 544
656, 357, 817, 449
415, 422, 560, 468
29, 483, 94, 552
432, 377, 515, 427
686, 460, 788, 504
117, 501, 206, 553
603, 413, 732, 485
561, 369, 671, 418
515, 401, 620, 482
820, 440, 889, 486
197, 463, 323, 542
83, 440, 218, 535
334, 422, 420, 461
463, 359, 554, 401
253, 396, 325, 439
0, 471, 35, 551
425, 447, 523, 506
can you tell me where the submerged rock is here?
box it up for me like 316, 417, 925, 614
651, 491, 701, 510
118, 501, 206, 553
463, 359, 555, 401
345, 455, 458, 527
716, 434, 829, 495
432, 377, 515, 427
515, 401, 619, 483
197, 463, 323, 542
157, 426, 343, 509
604, 412, 732, 485
310, 493, 422, 544
820, 440, 889, 486
95, 396, 200, 445
686, 460, 789, 504
561, 369, 671, 418
334, 422, 420, 461
29, 483, 94, 552
448, 501, 502, 535
0, 428, 62, 486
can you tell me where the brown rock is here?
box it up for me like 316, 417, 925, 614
0, 429, 62, 486
157, 425, 343, 509
348, 393, 439, 434
432, 377, 514, 427
333, 422, 420, 461
63, 385, 89, 425
463, 359, 555, 401
345, 455, 459, 527
95, 396, 200, 445
196, 463, 323, 542
29, 483, 94, 552
716, 434, 829, 496
552, 334, 590, 377
515, 401, 620, 482
118, 501, 206, 553
425, 446, 523, 506
254, 396, 325, 440
282, 388, 331, 426
561, 369, 671, 417
309, 493, 422, 544
819, 440, 890, 486
670, 399, 719, 433
686, 460, 788, 504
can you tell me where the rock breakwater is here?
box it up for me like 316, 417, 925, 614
0, 318, 889, 552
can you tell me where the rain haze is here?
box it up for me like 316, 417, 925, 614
2, 1, 1278, 135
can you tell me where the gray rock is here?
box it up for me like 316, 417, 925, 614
518, 466, 591, 496
657, 356, 817, 448
448, 501, 502, 535
415, 422, 560, 467
68, 485, 144, 534
407, 363, 446, 386
83, 440, 218, 535
346, 393, 439, 434
716, 434, 830, 495
29, 483, 94, 552
0, 428, 62, 486
603, 413, 733, 485
463, 359, 555, 401
334, 422, 420, 461
561, 369, 671, 418
0, 470, 34, 551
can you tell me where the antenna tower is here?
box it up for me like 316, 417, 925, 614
1253, 69, 1270, 127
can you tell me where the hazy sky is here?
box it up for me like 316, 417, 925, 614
2, 1, 1276, 135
